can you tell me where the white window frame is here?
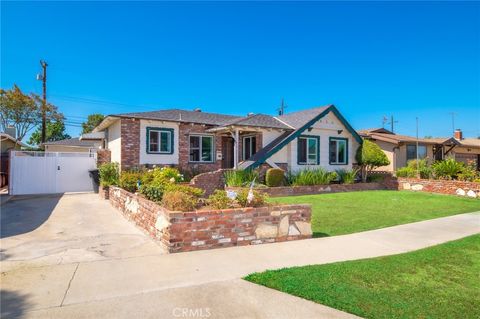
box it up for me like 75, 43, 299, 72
298, 136, 319, 165
329, 138, 348, 165
189, 134, 214, 163
148, 128, 172, 154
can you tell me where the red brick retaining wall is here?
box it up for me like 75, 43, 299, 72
107, 186, 312, 253
396, 178, 480, 198
190, 168, 230, 197
226, 182, 388, 197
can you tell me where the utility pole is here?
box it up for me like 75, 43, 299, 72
416, 117, 419, 177
277, 98, 287, 116
39, 60, 48, 143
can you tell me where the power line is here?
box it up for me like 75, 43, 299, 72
50, 94, 160, 111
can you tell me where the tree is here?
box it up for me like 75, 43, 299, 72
356, 140, 390, 182
28, 120, 71, 146
0, 85, 63, 141
82, 113, 105, 134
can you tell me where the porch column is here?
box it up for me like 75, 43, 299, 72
233, 129, 239, 169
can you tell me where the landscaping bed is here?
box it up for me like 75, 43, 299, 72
108, 186, 312, 253
245, 234, 480, 319
271, 190, 480, 237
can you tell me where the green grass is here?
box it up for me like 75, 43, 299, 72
245, 234, 480, 319
270, 190, 480, 237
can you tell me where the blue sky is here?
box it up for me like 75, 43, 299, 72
2, 1, 479, 140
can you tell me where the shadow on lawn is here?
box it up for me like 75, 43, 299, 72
313, 232, 330, 238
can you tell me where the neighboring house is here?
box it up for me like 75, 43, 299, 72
92, 104, 362, 172
360, 128, 480, 171
42, 133, 103, 153
1, 132, 28, 153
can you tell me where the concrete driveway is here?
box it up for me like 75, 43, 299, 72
1, 193, 479, 319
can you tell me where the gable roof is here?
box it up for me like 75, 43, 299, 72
212, 113, 293, 130
245, 105, 362, 169
361, 131, 461, 146
277, 106, 330, 129
0, 132, 28, 147
42, 137, 99, 148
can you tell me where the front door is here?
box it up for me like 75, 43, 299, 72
222, 137, 234, 168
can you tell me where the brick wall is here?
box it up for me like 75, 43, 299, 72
96, 149, 111, 167
226, 182, 388, 197
178, 123, 222, 173
190, 168, 230, 197
108, 186, 312, 253
99, 185, 110, 200
121, 118, 140, 170
396, 177, 480, 198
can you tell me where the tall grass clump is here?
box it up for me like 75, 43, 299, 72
224, 169, 259, 187
336, 168, 358, 184
287, 168, 337, 186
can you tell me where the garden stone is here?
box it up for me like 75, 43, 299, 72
278, 215, 289, 236
255, 224, 278, 239
466, 190, 477, 198
155, 214, 170, 231
125, 197, 139, 214
403, 183, 411, 190
456, 188, 466, 196
288, 224, 300, 236
294, 221, 312, 236
411, 184, 423, 191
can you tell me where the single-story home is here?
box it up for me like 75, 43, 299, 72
1, 132, 28, 153
92, 104, 362, 172
42, 133, 103, 153
359, 128, 480, 171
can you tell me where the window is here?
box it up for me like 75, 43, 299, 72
243, 136, 257, 160
189, 135, 214, 162
298, 136, 319, 165
407, 144, 427, 161
329, 138, 348, 165
147, 127, 173, 154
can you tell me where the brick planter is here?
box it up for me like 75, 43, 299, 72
108, 186, 312, 253
397, 178, 480, 198
99, 185, 110, 200
226, 182, 388, 197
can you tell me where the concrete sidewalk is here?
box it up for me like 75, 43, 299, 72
1, 193, 479, 318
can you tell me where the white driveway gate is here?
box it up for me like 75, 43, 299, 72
10, 151, 97, 195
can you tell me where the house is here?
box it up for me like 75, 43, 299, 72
1, 132, 28, 153
360, 128, 480, 171
92, 104, 362, 172
42, 133, 103, 153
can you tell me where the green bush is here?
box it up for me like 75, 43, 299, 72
224, 169, 259, 187
265, 168, 285, 187
98, 162, 119, 187
396, 166, 417, 178
336, 169, 358, 184
206, 190, 234, 209
367, 173, 385, 183
164, 183, 204, 198
138, 179, 166, 203
236, 189, 268, 207
152, 166, 184, 183
119, 171, 142, 193
356, 140, 390, 182
432, 158, 464, 180
406, 159, 432, 179
162, 190, 198, 211
287, 168, 337, 186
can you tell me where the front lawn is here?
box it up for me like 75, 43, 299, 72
245, 234, 480, 319
270, 190, 480, 237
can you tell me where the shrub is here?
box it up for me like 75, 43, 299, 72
138, 179, 165, 203
336, 169, 358, 184
164, 183, 204, 198
287, 168, 337, 186
118, 171, 142, 193
236, 189, 268, 207
162, 190, 198, 211
356, 140, 390, 182
396, 166, 416, 178
406, 159, 432, 179
432, 159, 464, 180
367, 173, 385, 183
98, 162, 119, 187
206, 190, 234, 209
153, 166, 184, 183
265, 168, 285, 187
224, 169, 259, 187
457, 162, 479, 182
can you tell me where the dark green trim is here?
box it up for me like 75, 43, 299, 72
188, 134, 216, 164
248, 105, 361, 170
146, 127, 174, 154
329, 137, 348, 165
297, 135, 320, 165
